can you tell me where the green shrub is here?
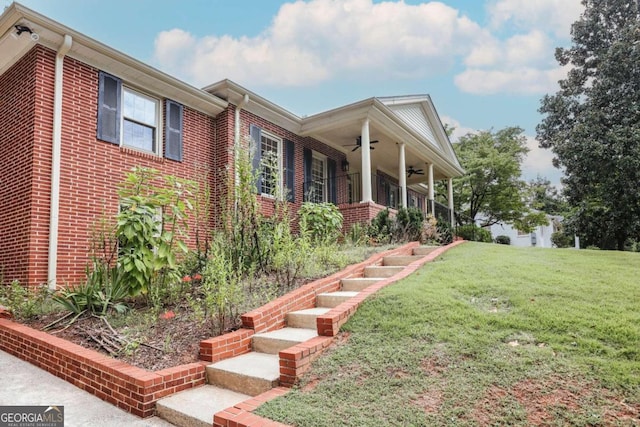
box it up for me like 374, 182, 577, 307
551, 231, 573, 248
0, 281, 51, 320
369, 209, 394, 243
395, 207, 424, 242
298, 202, 343, 244
456, 224, 492, 243
346, 222, 370, 246
495, 235, 511, 245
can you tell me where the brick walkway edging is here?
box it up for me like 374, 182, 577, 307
213, 240, 466, 427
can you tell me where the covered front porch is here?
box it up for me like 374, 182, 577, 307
299, 95, 463, 230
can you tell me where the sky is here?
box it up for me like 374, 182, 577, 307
10, 0, 585, 186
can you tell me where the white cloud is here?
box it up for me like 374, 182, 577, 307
454, 65, 569, 95
522, 135, 563, 186
153, 0, 487, 87
440, 115, 479, 142
487, 0, 583, 38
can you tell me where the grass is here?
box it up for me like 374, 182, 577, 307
256, 243, 640, 426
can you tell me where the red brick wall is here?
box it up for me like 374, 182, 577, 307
0, 318, 206, 418
0, 45, 220, 286
238, 110, 348, 222
0, 47, 41, 285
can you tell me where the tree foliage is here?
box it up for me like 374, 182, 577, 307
526, 175, 567, 216
451, 127, 542, 228
537, 0, 640, 249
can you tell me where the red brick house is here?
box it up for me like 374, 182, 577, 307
0, 3, 463, 288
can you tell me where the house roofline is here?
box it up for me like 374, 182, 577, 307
1, 2, 228, 116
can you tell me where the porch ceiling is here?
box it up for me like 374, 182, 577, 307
306, 114, 452, 183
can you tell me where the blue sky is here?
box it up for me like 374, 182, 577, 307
10, 0, 585, 186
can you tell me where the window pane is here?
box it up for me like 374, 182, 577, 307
123, 120, 154, 152
123, 89, 157, 126
260, 135, 280, 195
310, 157, 325, 203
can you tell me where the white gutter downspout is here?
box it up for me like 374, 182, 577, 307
234, 94, 250, 150
234, 94, 250, 191
48, 34, 72, 290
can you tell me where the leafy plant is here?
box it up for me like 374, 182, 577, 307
495, 235, 511, 245
199, 235, 244, 335
298, 202, 343, 244
394, 207, 424, 242
52, 263, 130, 317
551, 231, 573, 248
456, 224, 492, 243
0, 281, 51, 321
116, 167, 195, 299
346, 222, 370, 246
369, 209, 394, 244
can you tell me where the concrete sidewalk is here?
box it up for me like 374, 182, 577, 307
0, 350, 174, 427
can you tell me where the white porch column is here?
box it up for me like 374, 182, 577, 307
428, 163, 435, 214
361, 119, 373, 203
398, 143, 407, 208
448, 178, 455, 226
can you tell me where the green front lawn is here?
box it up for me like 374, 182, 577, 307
256, 243, 640, 426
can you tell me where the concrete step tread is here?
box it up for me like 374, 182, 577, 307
156, 385, 250, 427
364, 265, 405, 277
208, 352, 280, 381
317, 291, 360, 298
288, 307, 332, 316
413, 246, 439, 255
253, 327, 318, 342
382, 255, 425, 266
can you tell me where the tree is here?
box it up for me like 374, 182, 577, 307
527, 175, 568, 216
449, 127, 544, 228
537, 0, 640, 250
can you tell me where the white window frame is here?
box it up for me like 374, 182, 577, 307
121, 86, 161, 155
310, 151, 328, 203
260, 131, 283, 198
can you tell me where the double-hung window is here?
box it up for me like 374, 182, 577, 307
249, 124, 295, 202
122, 88, 158, 153
97, 71, 183, 161
260, 132, 282, 197
309, 153, 327, 203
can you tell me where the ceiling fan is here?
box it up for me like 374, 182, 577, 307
407, 166, 425, 177
343, 136, 379, 152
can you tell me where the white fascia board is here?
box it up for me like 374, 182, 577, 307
369, 101, 464, 178
204, 79, 302, 133
299, 98, 376, 135
5, 3, 227, 116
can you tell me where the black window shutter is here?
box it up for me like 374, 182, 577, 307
97, 71, 121, 144
327, 158, 337, 204
250, 124, 262, 193
165, 100, 183, 161
284, 140, 295, 202
303, 148, 312, 202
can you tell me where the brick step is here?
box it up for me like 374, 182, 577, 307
413, 246, 439, 256
316, 291, 359, 308
206, 352, 280, 396
363, 266, 404, 278
340, 277, 383, 291
382, 255, 424, 266
286, 307, 331, 329
252, 327, 318, 354
156, 385, 250, 427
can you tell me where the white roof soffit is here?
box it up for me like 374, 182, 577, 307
0, 3, 227, 116
204, 79, 302, 134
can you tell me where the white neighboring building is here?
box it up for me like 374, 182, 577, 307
487, 215, 562, 248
